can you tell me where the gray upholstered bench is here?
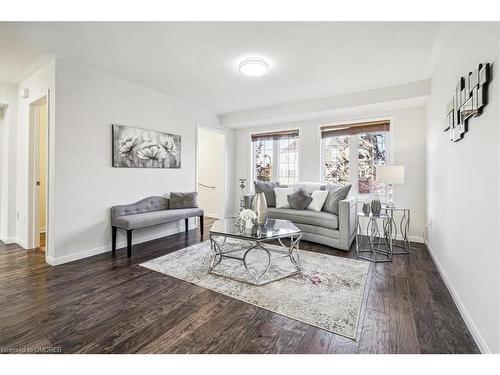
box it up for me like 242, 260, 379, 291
111, 196, 204, 257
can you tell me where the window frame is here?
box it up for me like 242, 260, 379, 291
250, 129, 300, 186
319, 119, 392, 197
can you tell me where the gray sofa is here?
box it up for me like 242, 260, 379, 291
111, 196, 204, 257
244, 194, 357, 250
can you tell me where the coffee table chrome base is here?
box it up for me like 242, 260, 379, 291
209, 234, 302, 286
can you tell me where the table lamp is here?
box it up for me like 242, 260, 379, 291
375, 165, 405, 208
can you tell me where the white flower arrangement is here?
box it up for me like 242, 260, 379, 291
239, 209, 257, 228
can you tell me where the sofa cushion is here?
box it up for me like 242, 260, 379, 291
307, 190, 329, 212
112, 208, 204, 230
268, 207, 339, 230
254, 181, 280, 207
287, 188, 313, 210
322, 185, 351, 215
170, 192, 198, 209
293, 222, 340, 239
275, 187, 294, 208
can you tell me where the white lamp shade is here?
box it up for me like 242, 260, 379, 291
376, 165, 405, 184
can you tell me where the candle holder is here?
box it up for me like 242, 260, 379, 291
239, 178, 247, 212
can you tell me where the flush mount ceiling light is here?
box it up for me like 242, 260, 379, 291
238, 57, 270, 77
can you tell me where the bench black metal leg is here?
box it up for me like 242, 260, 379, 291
112, 226, 117, 253
200, 215, 204, 237
185, 218, 189, 234
127, 229, 133, 257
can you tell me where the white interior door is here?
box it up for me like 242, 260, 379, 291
197, 126, 226, 219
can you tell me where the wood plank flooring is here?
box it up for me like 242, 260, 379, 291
0, 218, 479, 353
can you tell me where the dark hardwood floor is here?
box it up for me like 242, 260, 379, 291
0, 218, 479, 354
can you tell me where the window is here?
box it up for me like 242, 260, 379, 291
357, 131, 387, 195
323, 135, 350, 186
252, 130, 299, 185
321, 120, 390, 195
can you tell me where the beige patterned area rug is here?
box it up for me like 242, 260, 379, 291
140, 239, 370, 339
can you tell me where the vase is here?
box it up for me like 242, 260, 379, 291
362, 202, 371, 215
371, 199, 382, 216
252, 192, 268, 226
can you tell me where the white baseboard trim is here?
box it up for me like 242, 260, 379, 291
16, 239, 28, 249
426, 241, 491, 354
45, 224, 198, 266
46, 244, 110, 266
0, 235, 17, 244
408, 235, 424, 243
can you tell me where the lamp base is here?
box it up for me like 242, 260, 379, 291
385, 184, 395, 208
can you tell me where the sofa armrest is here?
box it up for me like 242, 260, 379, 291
243, 194, 255, 209
338, 196, 357, 250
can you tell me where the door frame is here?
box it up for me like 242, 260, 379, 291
195, 124, 227, 219
27, 94, 49, 252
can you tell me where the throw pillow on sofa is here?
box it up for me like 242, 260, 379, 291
287, 188, 313, 210
274, 187, 294, 209
170, 192, 198, 209
254, 180, 281, 207
322, 185, 351, 214
307, 190, 329, 212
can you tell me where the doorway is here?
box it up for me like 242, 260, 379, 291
29, 96, 49, 251
196, 125, 226, 219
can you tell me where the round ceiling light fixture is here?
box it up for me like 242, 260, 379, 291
238, 57, 270, 77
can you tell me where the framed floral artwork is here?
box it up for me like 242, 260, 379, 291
112, 124, 181, 168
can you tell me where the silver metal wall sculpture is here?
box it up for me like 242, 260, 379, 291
444, 63, 490, 142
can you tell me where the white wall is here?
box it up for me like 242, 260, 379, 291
197, 126, 226, 218
16, 62, 56, 252
426, 22, 499, 353
49, 58, 229, 264
0, 83, 18, 243
233, 104, 427, 241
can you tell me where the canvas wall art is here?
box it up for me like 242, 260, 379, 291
112, 124, 181, 168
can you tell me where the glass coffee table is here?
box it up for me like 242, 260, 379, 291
209, 219, 303, 286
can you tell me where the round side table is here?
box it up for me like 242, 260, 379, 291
356, 212, 395, 263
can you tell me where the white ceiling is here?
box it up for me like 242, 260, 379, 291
0, 22, 441, 114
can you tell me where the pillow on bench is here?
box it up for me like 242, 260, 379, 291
170, 192, 198, 209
